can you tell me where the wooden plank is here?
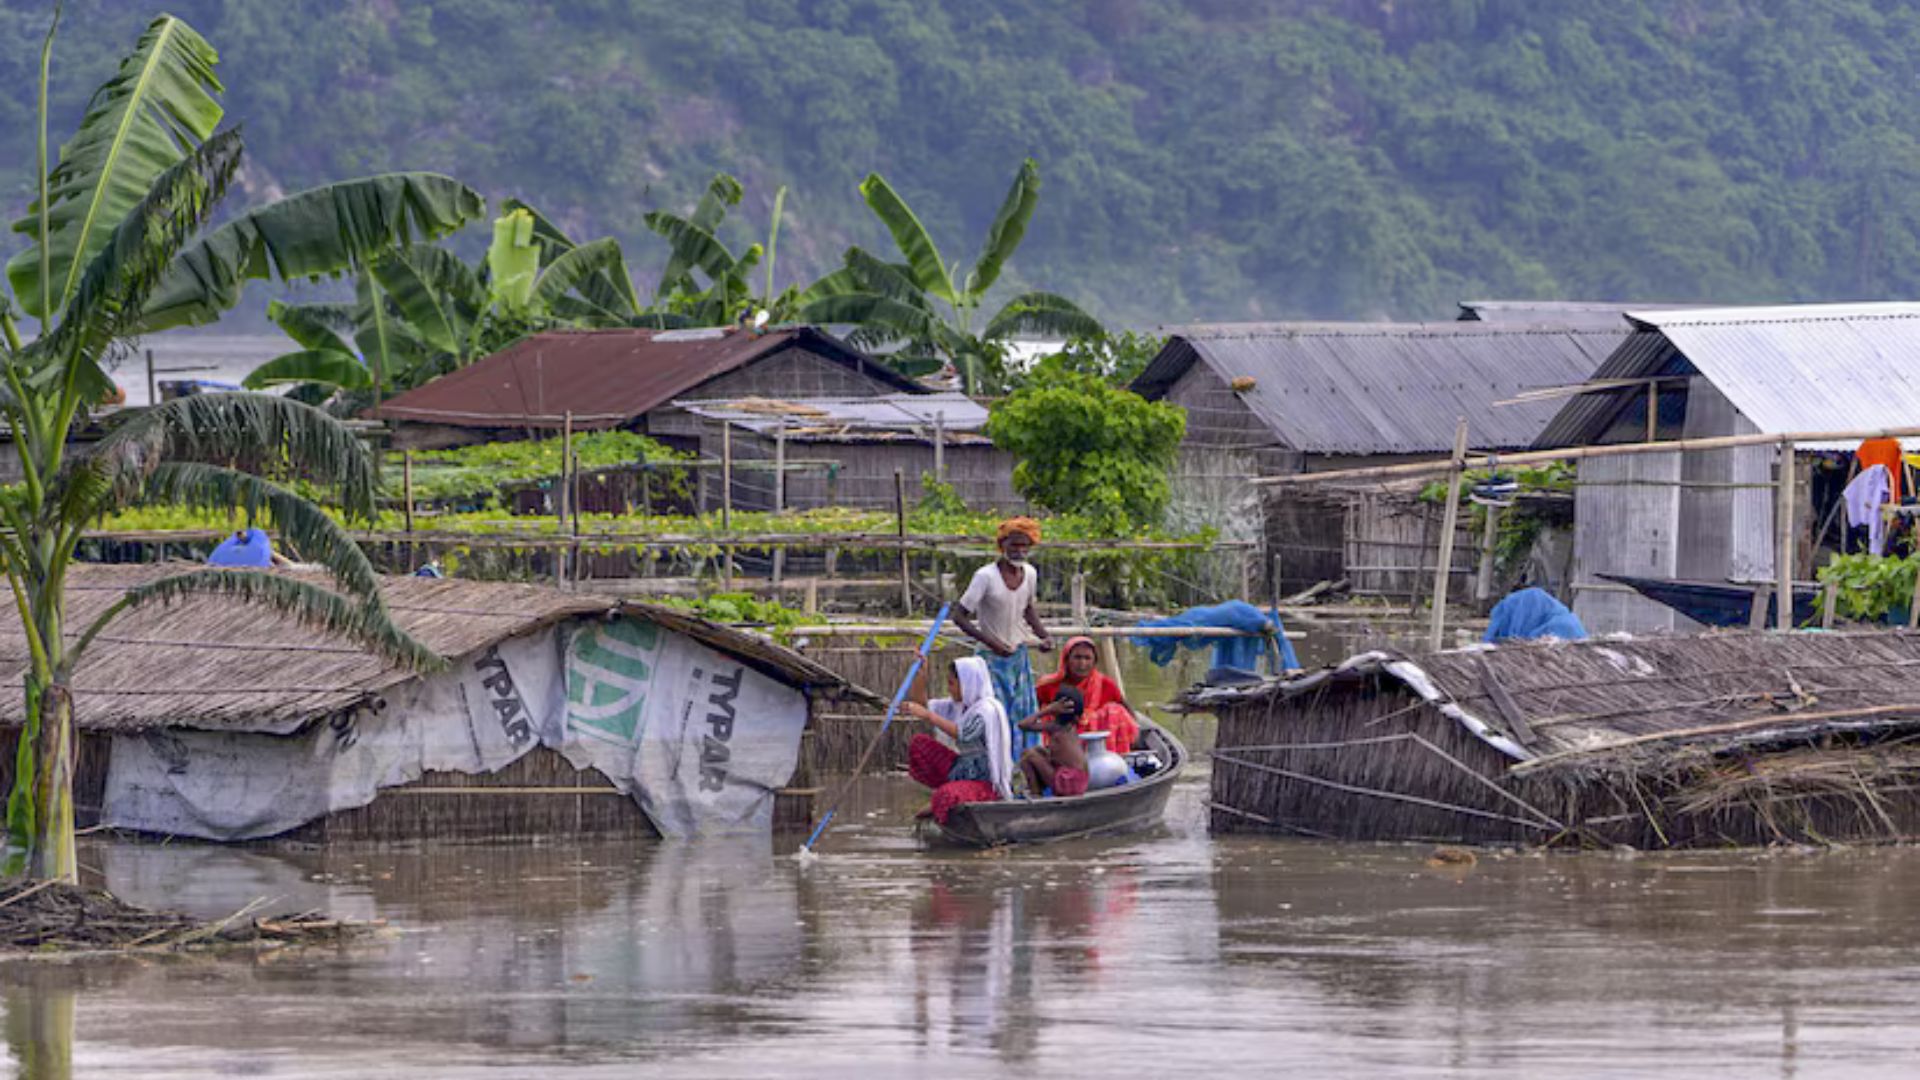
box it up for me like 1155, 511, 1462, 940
1428, 418, 1469, 650
1476, 656, 1538, 749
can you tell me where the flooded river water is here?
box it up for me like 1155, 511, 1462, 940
10, 621, 1920, 1077
10, 769, 1920, 1078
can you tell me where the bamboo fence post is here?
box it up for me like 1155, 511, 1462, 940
401, 449, 416, 573
1775, 441, 1795, 631
638, 461, 651, 515
895, 469, 911, 614
1908, 558, 1920, 630
773, 421, 787, 588
1407, 505, 1435, 616
1240, 547, 1254, 601
1428, 418, 1470, 652
571, 449, 583, 587
803, 577, 820, 616
1271, 553, 1284, 605
557, 413, 572, 588
933, 411, 946, 482
1748, 584, 1772, 629
1822, 579, 1839, 629
1475, 503, 1499, 606
721, 419, 734, 589
1647, 381, 1658, 439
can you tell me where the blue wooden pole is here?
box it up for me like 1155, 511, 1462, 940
801, 602, 951, 853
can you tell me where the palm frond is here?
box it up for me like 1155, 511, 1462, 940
983, 291, 1104, 342
965, 158, 1040, 297
138, 461, 383, 600
268, 298, 356, 355
98, 569, 439, 672
241, 349, 370, 391
534, 237, 640, 317
136, 172, 485, 332
644, 211, 736, 289
857, 172, 954, 303
7, 14, 223, 320
30, 128, 244, 398
90, 392, 379, 518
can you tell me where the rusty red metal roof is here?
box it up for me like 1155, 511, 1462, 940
370, 326, 922, 429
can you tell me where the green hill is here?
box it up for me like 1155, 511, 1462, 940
4, 0, 1919, 325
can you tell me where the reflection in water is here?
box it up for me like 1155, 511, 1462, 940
9, 774, 1920, 1076
4, 972, 72, 1080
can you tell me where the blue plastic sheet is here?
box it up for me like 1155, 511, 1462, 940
1484, 588, 1587, 643
1129, 600, 1299, 673
206, 527, 273, 568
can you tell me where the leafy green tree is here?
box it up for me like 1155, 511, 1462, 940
244, 203, 647, 397
799, 158, 1102, 393
983, 367, 1185, 531
1020, 331, 1166, 388
2, 12, 476, 881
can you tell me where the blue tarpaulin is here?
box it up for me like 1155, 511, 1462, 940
207, 528, 273, 568
1484, 588, 1587, 644
1129, 600, 1299, 673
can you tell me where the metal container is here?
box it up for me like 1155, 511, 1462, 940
1081, 731, 1129, 790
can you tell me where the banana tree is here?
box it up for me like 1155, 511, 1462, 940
798, 158, 1102, 393
244, 205, 648, 397
2, 12, 478, 881
646, 173, 800, 325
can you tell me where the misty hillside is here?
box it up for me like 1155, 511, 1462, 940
3, 0, 1918, 325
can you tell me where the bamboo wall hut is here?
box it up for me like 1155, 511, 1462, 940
370, 325, 924, 453
677, 392, 1027, 514
1193, 631, 1920, 849
1532, 302, 1920, 634
0, 564, 875, 843
1134, 321, 1623, 597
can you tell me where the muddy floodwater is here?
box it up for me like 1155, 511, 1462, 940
9, 625, 1920, 1077
9, 766, 1920, 1078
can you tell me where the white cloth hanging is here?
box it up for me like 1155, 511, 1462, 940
1845, 464, 1893, 556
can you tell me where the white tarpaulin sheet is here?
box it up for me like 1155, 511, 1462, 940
99, 617, 807, 841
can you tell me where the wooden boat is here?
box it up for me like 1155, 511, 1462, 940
1597, 572, 1823, 628
928, 718, 1188, 848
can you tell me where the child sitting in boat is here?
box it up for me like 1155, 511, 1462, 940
1018, 686, 1090, 798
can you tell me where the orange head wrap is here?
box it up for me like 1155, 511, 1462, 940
996, 517, 1041, 546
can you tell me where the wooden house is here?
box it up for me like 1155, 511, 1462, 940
370, 325, 924, 454
1532, 303, 1920, 634
1132, 322, 1624, 599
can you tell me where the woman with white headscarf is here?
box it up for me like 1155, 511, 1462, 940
903, 656, 1013, 824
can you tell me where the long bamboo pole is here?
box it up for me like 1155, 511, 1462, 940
894, 469, 911, 614
1254, 423, 1920, 487
1775, 441, 1795, 631
790, 623, 1302, 640
1429, 418, 1469, 651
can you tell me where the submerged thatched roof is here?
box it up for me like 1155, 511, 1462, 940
1185, 631, 1920, 775
0, 563, 868, 734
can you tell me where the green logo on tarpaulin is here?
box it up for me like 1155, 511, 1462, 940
567, 618, 662, 743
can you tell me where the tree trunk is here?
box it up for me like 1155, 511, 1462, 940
28, 681, 75, 883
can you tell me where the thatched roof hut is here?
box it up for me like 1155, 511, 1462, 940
1189, 631, 1920, 848
0, 564, 873, 843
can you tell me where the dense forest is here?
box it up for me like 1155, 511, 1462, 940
4, 0, 1920, 325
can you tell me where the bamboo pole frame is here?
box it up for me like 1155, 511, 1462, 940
1253, 423, 1920, 487
1775, 441, 1795, 631
1429, 418, 1469, 651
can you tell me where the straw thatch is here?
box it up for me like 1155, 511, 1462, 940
0, 562, 870, 734
1191, 631, 1920, 848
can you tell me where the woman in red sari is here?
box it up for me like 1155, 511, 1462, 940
1035, 637, 1139, 754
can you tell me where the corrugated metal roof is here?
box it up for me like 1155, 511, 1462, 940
370, 326, 921, 429
1135, 322, 1626, 454
1457, 300, 1694, 327
1537, 303, 1920, 449
675, 391, 987, 434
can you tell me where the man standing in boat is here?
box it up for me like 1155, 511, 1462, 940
954, 518, 1054, 756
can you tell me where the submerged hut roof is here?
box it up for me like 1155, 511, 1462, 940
0, 563, 867, 734
1133, 321, 1624, 454
1187, 631, 1920, 776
